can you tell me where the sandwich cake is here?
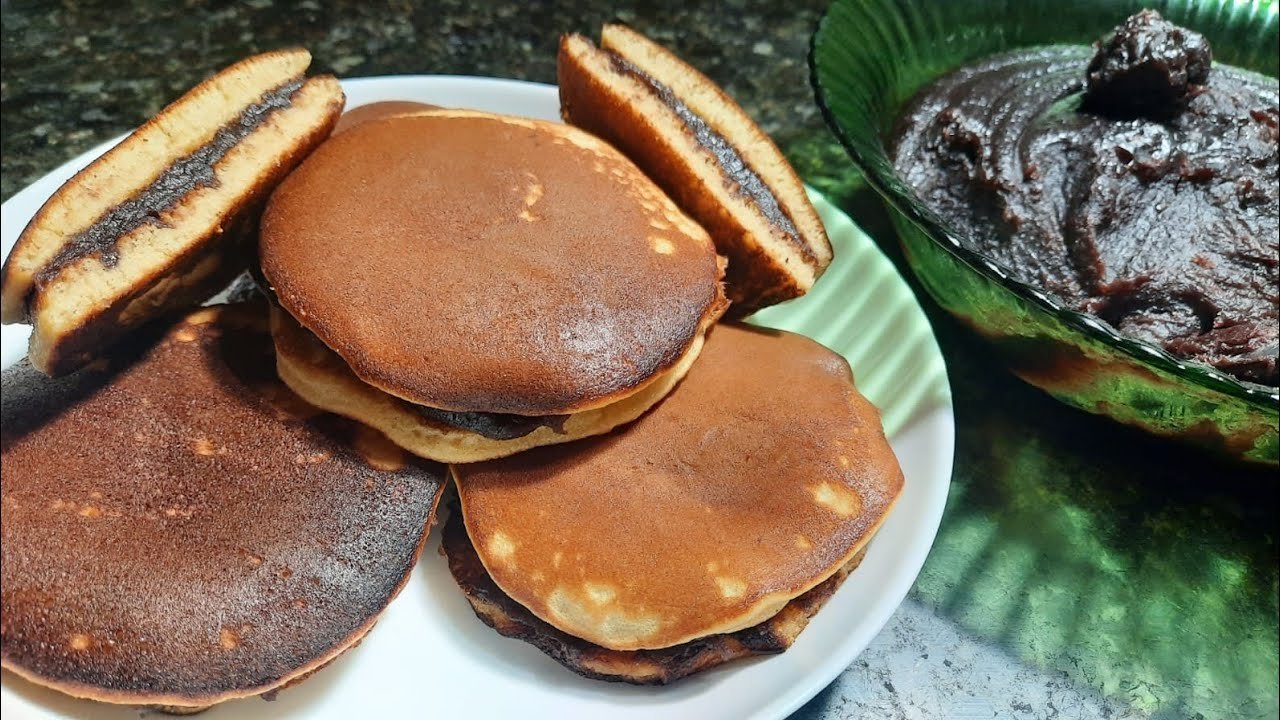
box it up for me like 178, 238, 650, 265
260, 109, 729, 464
447, 323, 903, 683
0, 305, 445, 712
0, 50, 344, 375
441, 504, 864, 684
559, 25, 833, 313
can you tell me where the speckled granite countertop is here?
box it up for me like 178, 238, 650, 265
0, 0, 846, 202
2, 2, 1275, 719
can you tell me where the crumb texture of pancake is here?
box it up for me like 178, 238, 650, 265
0, 305, 445, 709
455, 323, 903, 651
0, 49, 344, 376
441, 507, 862, 684
270, 302, 715, 463
558, 25, 832, 312
260, 109, 726, 416
332, 101, 441, 134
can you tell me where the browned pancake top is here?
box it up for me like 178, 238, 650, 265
455, 323, 904, 651
333, 101, 440, 134
260, 111, 724, 415
0, 305, 445, 705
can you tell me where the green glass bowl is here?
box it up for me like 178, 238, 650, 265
810, 0, 1280, 464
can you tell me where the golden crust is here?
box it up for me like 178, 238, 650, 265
441, 506, 865, 684
558, 27, 832, 313
260, 109, 726, 416
0, 305, 445, 709
1, 50, 344, 376
270, 300, 723, 463
455, 323, 903, 651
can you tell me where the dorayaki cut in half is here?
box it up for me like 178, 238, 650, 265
0, 49, 344, 376
0, 304, 445, 712
261, 109, 728, 464
559, 25, 833, 313
448, 323, 904, 684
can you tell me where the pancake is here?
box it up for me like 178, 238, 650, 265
260, 109, 726, 418
0, 305, 445, 711
559, 25, 833, 313
0, 49, 344, 376
271, 302, 710, 463
441, 506, 864, 685
453, 323, 903, 653
333, 100, 440, 133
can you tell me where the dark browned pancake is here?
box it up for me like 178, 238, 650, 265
260, 109, 725, 417
0, 305, 445, 710
441, 508, 862, 685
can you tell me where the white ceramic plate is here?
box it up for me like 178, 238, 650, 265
0, 76, 954, 720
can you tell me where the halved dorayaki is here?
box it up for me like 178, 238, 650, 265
260, 109, 728, 463
0, 49, 344, 375
448, 323, 903, 683
0, 305, 445, 711
559, 25, 833, 313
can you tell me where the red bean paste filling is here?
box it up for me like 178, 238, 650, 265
607, 53, 812, 261
34, 78, 306, 288
891, 10, 1278, 384
413, 406, 568, 441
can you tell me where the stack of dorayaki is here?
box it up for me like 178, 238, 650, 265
0, 25, 903, 712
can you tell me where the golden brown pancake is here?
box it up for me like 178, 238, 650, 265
260, 109, 726, 418
333, 100, 440, 133
441, 506, 864, 685
0, 49, 344, 376
454, 323, 903, 652
0, 305, 445, 711
559, 26, 832, 313
270, 303, 711, 463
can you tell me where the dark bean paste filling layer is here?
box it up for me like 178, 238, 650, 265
891, 10, 1279, 385
414, 405, 569, 441
608, 53, 810, 261
35, 77, 307, 287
